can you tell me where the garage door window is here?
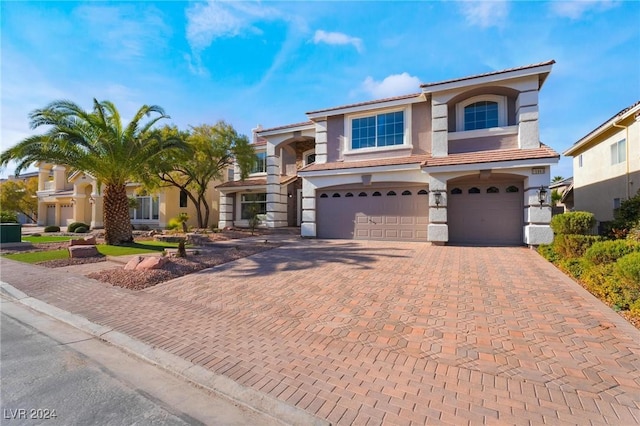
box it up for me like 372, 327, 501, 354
418, 189, 428, 195
506, 186, 519, 193
359, 192, 367, 197
487, 186, 499, 193
387, 191, 396, 196
451, 188, 462, 195
402, 190, 412, 195
372, 191, 381, 196
345, 192, 354, 197
469, 187, 480, 194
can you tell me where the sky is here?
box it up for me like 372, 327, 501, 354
1, 0, 639, 180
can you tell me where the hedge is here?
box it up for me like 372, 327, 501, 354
584, 240, 640, 265
550, 211, 596, 235
552, 234, 601, 259
67, 222, 90, 233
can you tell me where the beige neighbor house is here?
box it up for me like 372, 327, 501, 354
218, 61, 560, 246
35, 163, 224, 230
563, 101, 640, 231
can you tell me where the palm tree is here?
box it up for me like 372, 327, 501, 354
1, 99, 185, 245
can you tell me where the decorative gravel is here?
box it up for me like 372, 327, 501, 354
87, 243, 280, 290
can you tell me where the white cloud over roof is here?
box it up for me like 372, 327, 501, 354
361, 73, 421, 98
458, 0, 509, 28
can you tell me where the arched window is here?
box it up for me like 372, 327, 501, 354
487, 186, 499, 194
345, 192, 354, 197
332, 193, 341, 198
418, 189, 428, 195
506, 186, 519, 193
456, 95, 507, 132
402, 190, 412, 196
320, 193, 328, 198
387, 191, 397, 196
450, 188, 462, 195
372, 191, 382, 196
468, 187, 480, 194
358, 192, 367, 197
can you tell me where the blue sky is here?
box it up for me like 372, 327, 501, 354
1, 1, 639, 179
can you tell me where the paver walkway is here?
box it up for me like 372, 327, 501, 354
2, 239, 639, 425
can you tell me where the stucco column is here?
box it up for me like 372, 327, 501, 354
266, 144, 287, 228
218, 193, 234, 229
300, 179, 317, 237
72, 194, 86, 225
90, 193, 104, 229
38, 168, 49, 191
37, 202, 47, 226
516, 84, 540, 149
431, 97, 449, 158
314, 120, 328, 164
52, 165, 66, 191
427, 175, 448, 244
523, 172, 553, 246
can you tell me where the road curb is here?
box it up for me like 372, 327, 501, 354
0, 281, 329, 426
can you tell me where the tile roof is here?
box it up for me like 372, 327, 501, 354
420, 60, 556, 89
300, 155, 430, 172
423, 145, 559, 168
215, 175, 297, 189
258, 121, 314, 133
306, 93, 423, 116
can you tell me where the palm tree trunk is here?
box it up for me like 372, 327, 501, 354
103, 183, 133, 245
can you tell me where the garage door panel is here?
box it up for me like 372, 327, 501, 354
317, 185, 428, 241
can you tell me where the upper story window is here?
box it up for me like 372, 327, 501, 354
578, 154, 583, 168
351, 111, 404, 150
456, 95, 507, 132
303, 149, 316, 166
179, 189, 188, 208
611, 139, 626, 165
251, 152, 267, 174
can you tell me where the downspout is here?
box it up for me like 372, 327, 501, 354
611, 120, 630, 200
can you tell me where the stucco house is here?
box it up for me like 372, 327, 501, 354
218, 61, 559, 246
35, 163, 224, 230
563, 101, 640, 230
550, 176, 574, 214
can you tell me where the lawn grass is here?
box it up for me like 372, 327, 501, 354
3, 241, 183, 264
22, 235, 73, 243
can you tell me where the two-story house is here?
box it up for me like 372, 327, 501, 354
563, 101, 640, 230
35, 163, 224, 230
218, 61, 560, 246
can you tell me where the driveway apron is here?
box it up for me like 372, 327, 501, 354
2, 240, 639, 425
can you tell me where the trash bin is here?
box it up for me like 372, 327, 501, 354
0, 223, 22, 243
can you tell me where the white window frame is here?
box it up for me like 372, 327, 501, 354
130, 195, 159, 222
239, 192, 267, 220
344, 106, 412, 155
302, 149, 316, 166
250, 151, 267, 175
610, 139, 626, 165
455, 95, 507, 132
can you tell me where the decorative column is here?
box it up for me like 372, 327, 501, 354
523, 171, 553, 246
300, 179, 317, 237
427, 175, 448, 244
90, 192, 104, 229
266, 144, 287, 228
516, 82, 540, 149
218, 193, 234, 229
431, 97, 449, 158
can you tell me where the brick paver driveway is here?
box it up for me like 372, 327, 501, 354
145, 240, 640, 425
3, 239, 640, 424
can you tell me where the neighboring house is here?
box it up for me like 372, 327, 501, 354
1, 171, 39, 224
563, 101, 640, 230
35, 163, 225, 229
218, 61, 560, 246
550, 177, 574, 214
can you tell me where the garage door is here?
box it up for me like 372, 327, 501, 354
60, 204, 74, 227
316, 184, 429, 241
448, 182, 523, 245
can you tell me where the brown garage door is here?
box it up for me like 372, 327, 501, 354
448, 182, 523, 245
316, 184, 429, 241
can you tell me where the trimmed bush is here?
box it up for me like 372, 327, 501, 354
67, 222, 89, 233
552, 234, 601, 259
581, 263, 625, 307
74, 226, 89, 233
166, 218, 181, 230
558, 257, 590, 280
0, 211, 18, 223
537, 244, 559, 263
615, 252, 640, 289
44, 225, 61, 233
584, 240, 640, 265
550, 211, 596, 235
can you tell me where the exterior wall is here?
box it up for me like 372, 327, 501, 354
448, 133, 518, 154
327, 115, 344, 162
161, 185, 221, 229
573, 172, 640, 223
411, 101, 432, 155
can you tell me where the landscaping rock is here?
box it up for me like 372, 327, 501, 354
154, 235, 186, 243
186, 233, 209, 246
136, 256, 168, 270
68, 245, 99, 258
69, 235, 97, 246
123, 256, 143, 270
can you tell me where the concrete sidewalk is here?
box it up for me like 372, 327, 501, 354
2, 240, 640, 425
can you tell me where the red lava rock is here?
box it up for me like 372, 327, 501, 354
136, 256, 168, 270
123, 256, 143, 270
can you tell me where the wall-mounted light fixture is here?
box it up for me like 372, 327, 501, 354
432, 190, 442, 207
89, 196, 95, 205
288, 193, 293, 198
71, 198, 76, 204
537, 185, 547, 208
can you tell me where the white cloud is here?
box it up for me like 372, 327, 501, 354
458, 0, 509, 28
313, 30, 363, 53
550, 0, 617, 19
361, 73, 421, 98
185, 1, 284, 51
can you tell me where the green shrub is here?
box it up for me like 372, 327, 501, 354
0, 211, 18, 223
609, 191, 640, 237
67, 222, 89, 232
558, 257, 590, 279
166, 218, 181, 230
581, 263, 624, 307
552, 234, 601, 259
584, 240, 640, 265
537, 244, 559, 263
550, 211, 596, 235
615, 252, 640, 296
74, 226, 89, 233
44, 225, 61, 233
